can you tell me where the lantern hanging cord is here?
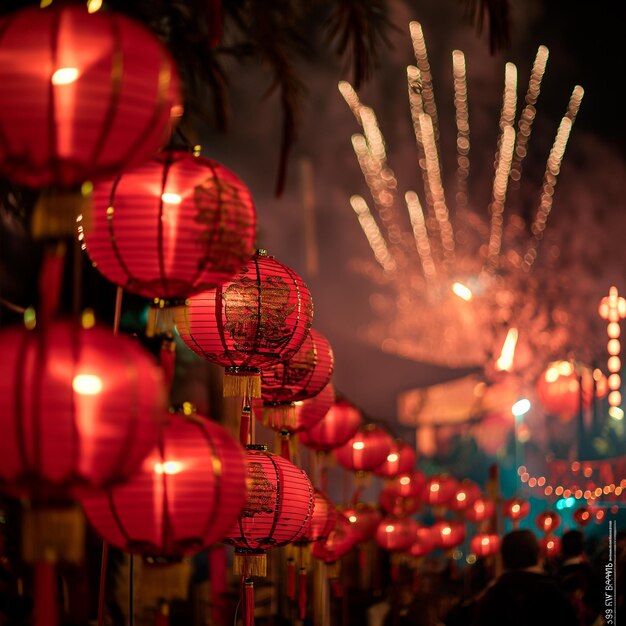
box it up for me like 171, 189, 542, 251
129, 555, 134, 626
0, 295, 27, 314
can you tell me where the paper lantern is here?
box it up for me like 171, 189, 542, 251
470, 533, 500, 558
540, 535, 561, 558
379, 471, 426, 516
450, 480, 481, 512
258, 329, 334, 430
422, 474, 459, 508
0, 319, 165, 498
311, 514, 357, 564
408, 525, 436, 558
342, 503, 382, 543
334, 424, 393, 473
502, 497, 530, 522
80, 410, 247, 556
372, 440, 417, 478
223, 445, 314, 575
84, 151, 256, 303
176, 250, 313, 398
464, 498, 496, 524
299, 489, 337, 544
535, 511, 561, 534
375, 516, 419, 552
573, 506, 592, 528
432, 520, 466, 550
291, 383, 335, 434
299, 398, 362, 452
0, 3, 181, 189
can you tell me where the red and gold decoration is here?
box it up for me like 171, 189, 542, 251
470, 533, 500, 558
299, 398, 362, 452
176, 250, 314, 399
292, 382, 335, 433
372, 440, 416, 478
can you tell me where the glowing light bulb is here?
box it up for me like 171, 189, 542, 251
512, 398, 531, 417
609, 406, 624, 420
352, 440, 365, 450
52, 67, 79, 85
348, 515, 357, 523
72, 374, 103, 395
456, 492, 467, 502
399, 476, 411, 486
452, 282, 473, 301
161, 192, 182, 204
385, 524, 395, 533
512, 504, 520, 514
154, 461, 183, 475
386, 453, 399, 463
441, 526, 452, 536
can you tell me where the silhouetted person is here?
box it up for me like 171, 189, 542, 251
473, 529, 578, 626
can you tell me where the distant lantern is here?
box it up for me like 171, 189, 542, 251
432, 520, 466, 550
84, 151, 256, 307
375, 516, 419, 553
379, 471, 426, 516
289, 383, 335, 434
373, 440, 417, 479
422, 474, 459, 509
502, 497, 530, 524
409, 525, 437, 558
176, 250, 313, 398
464, 498, 496, 524
342, 503, 382, 543
573, 506, 592, 528
540, 535, 561, 558
535, 511, 561, 534
470, 533, 500, 558
299, 398, 362, 452
334, 424, 393, 473
311, 513, 358, 564
450, 480, 482, 512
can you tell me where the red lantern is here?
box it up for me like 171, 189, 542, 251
80, 411, 247, 556
334, 424, 393, 473
408, 525, 436, 558
342, 503, 382, 543
311, 514, 358, 564
299, 398, 362, 452
470, 533, 500, 558
176, 250, 313, 398
432, 520, 466, 550
300, 489, 337, 543
291, 383, 335, 434
422, 474, 459, 508
573, 506, 592, 528
0, 319, 165, 497
372, 440, 417, 478
540, 535, 562, 558
84, 151, 256, 301
223, 445, 314, 575
258, 329, 334, 430
375, 516, 419, 552
535, 511, 561, 534
464, 498, 496, 524
450, 480, 481, 512
502, 497, 530, 522
0, 4, 181, 189
379, 471, 426, 516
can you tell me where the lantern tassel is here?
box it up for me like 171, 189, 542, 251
35, 552, 58, 626
262, 403, 296, 430
32, 187, 92, 239
233, 551, 267, 578
224, 368, 261, 398
286, 558, 296, 600
244, 578, 255, 626
298, 567, 307, 620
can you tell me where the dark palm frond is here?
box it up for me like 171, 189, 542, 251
460, 0, 511, 54
324, 0, 395, 90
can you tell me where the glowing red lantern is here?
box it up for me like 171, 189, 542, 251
0, 4, 181, 189
80, 411, 246, 555
0, 319, 165, 497
176, 250, 314, 398
502, 497, 530, 522
373, 440, 416, 478
334, 424, 393, 473
536, 361, 606, 421
300, 489, 337, 543
291, 383, 335, 434
450, 480, 481, 512
84, 151, 256, 302
464, 498, 496, 524
422, 474, 459, 508
258, 329, 334, 430
342, 503, 382, 543
432, 520, 466, 550
312, 514, 358, 563
408, 525, 436, 558
573, 506, 592, 528
299, 399, 362, 452
540, 535, 561, 558
470, 533, 500, 558
379, 471, 426, 516
223, 445, 314, 574
535, 511, 561, 534
375, 516, 419, 552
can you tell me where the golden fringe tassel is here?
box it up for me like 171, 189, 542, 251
326, 561, 341, 580
146, 302, 178, 338
32, 187, 93, 239
233, 552, 267, 577
22, 505, 85, 564
263, 403, 296, 430
224, 371, 261, 398
137, 560, 191, 606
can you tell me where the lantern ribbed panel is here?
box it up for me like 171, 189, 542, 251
84, 151, 256, 300
334, 425, 393, 473
0, 320, 165, 497
291, 383, 335, 433
223, 447, 314, 550
342, 503, 382, 543
502, 497, 530, 521
298, 399, 361, 452
261, 329, 334, 404
311, 514, 356, 564
422, 474, 459, 507
450, 480, 481, 512
464, 497, 495, 523
372, 440, 416, 478
470, 533, 500, 557
300, 489, 337, 543
80, 413, 247, 557
409, 526, 436, 558
375, 516, 419, 552
175, 252, 313, 370
535, 511, 561, 533
0, 5, 181, 187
